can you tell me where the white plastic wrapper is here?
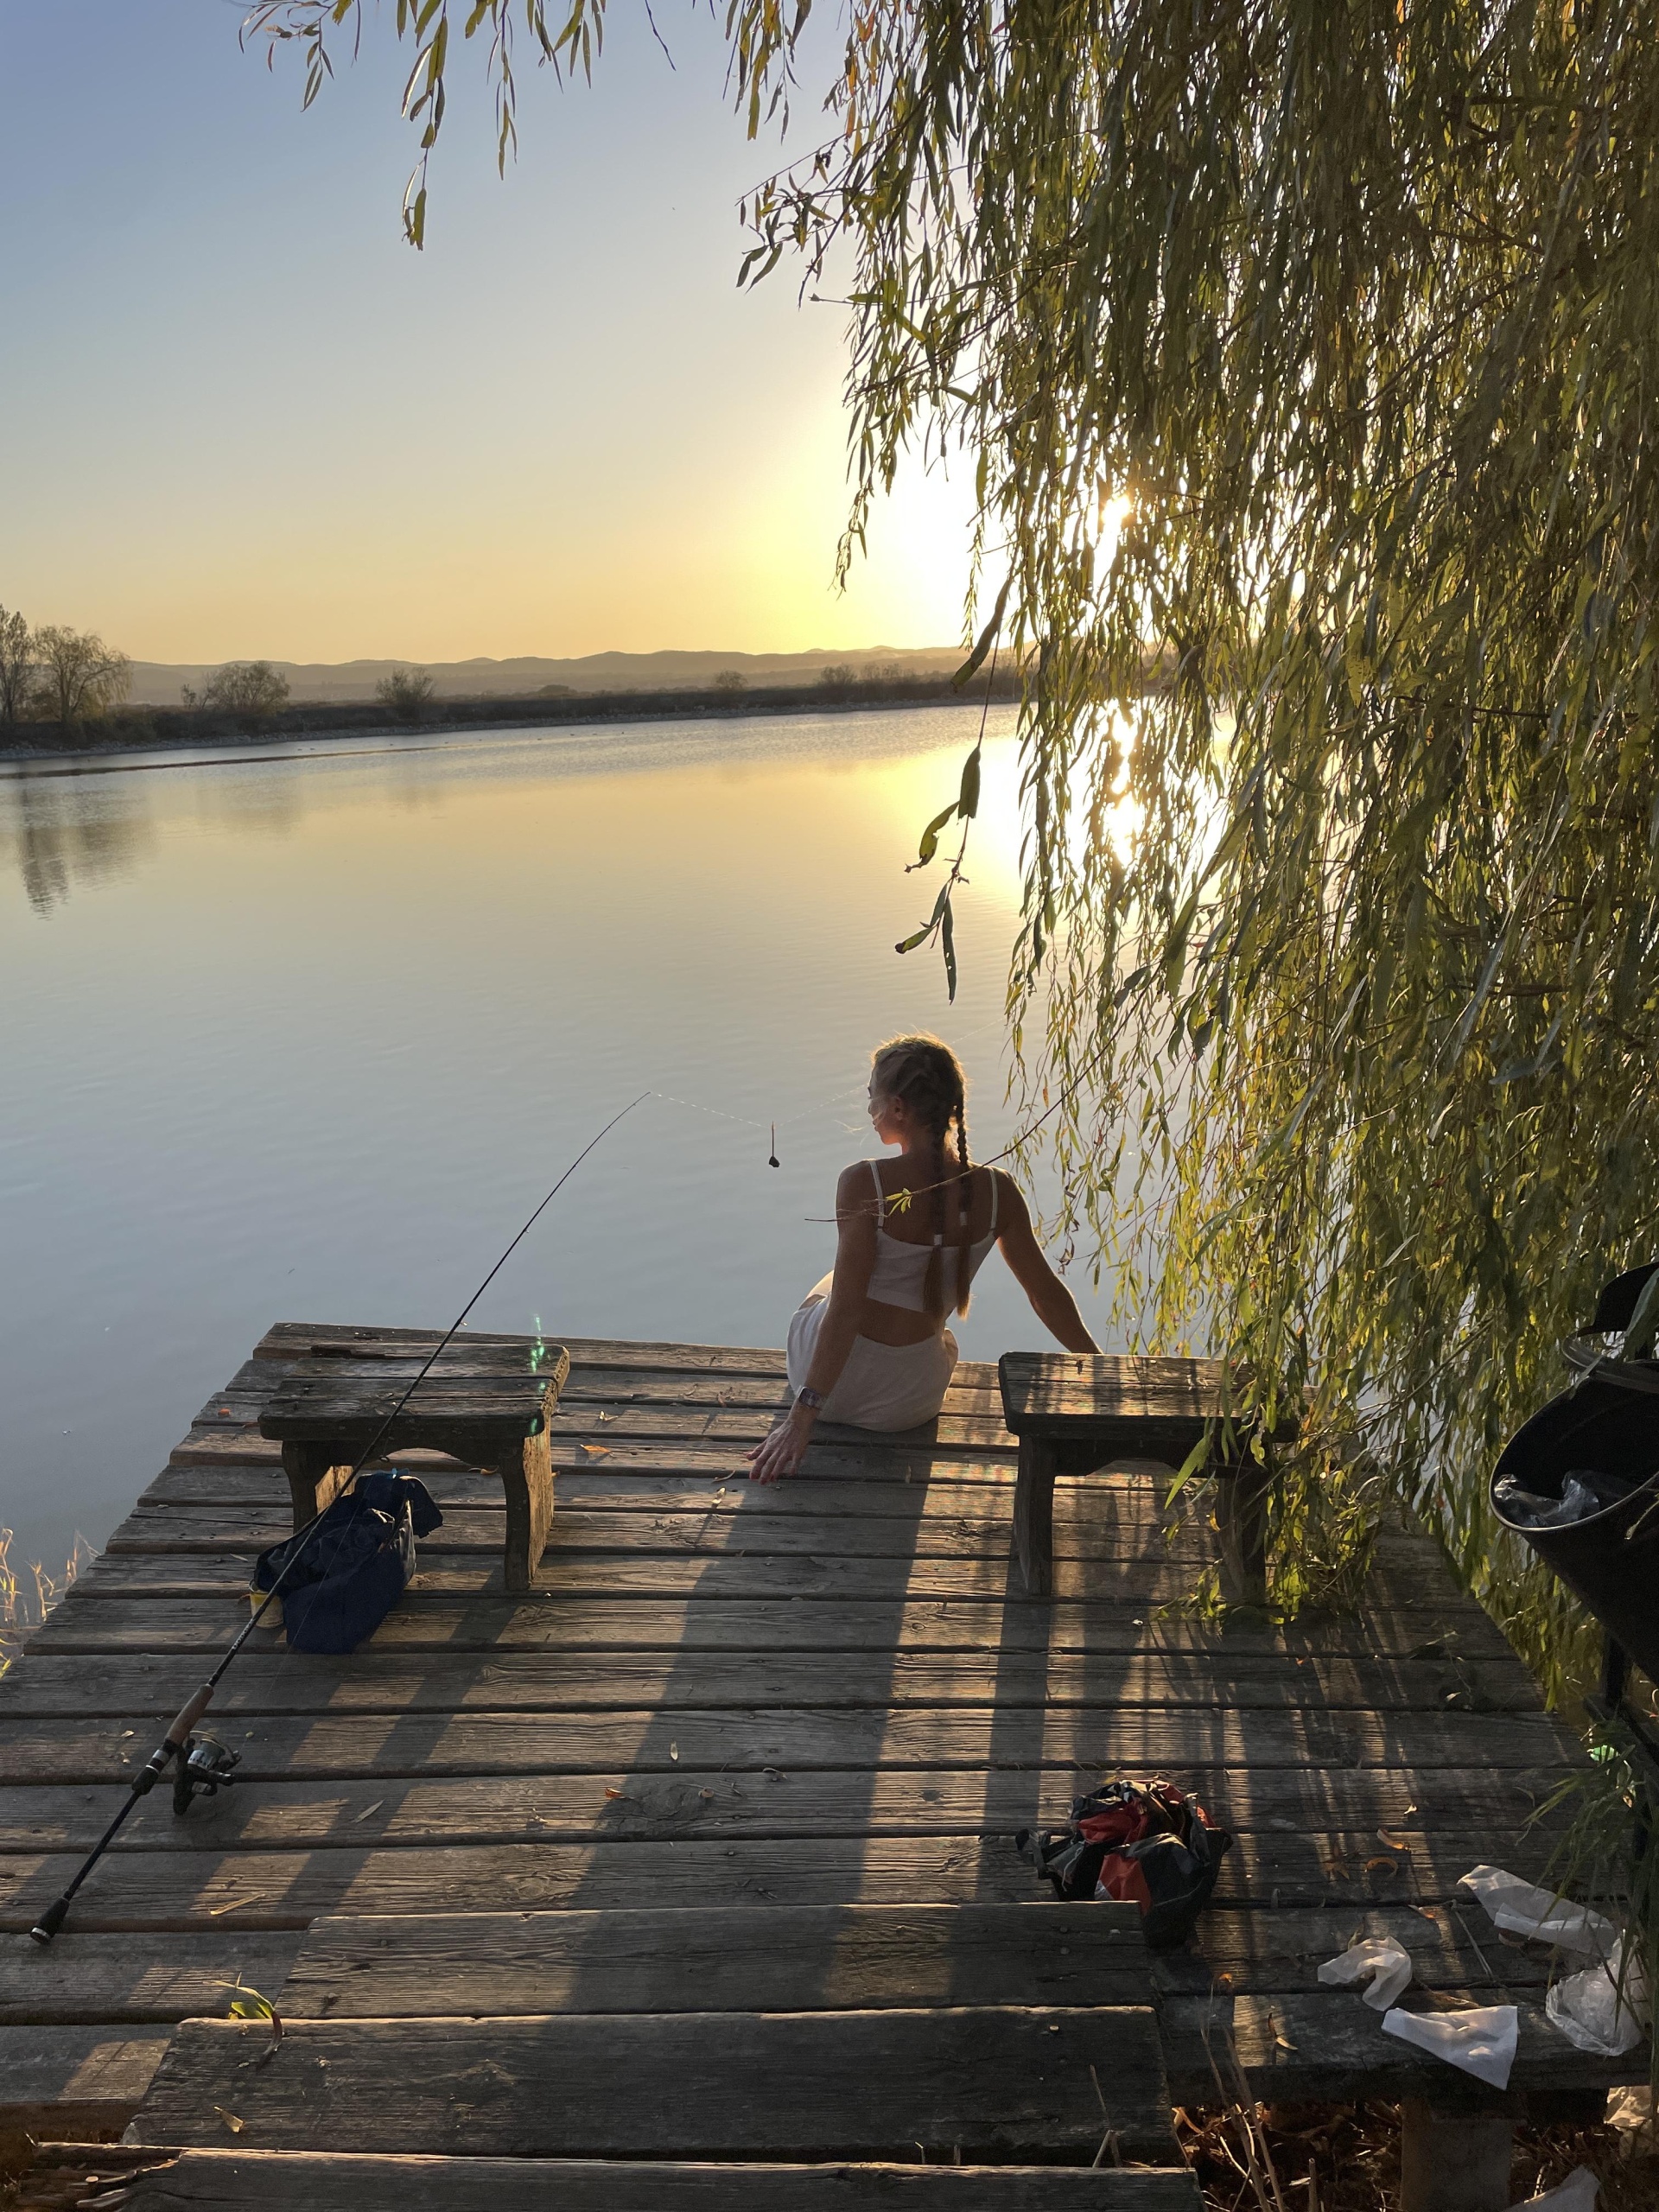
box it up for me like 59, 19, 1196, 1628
1505, 2165, 1600, 2212
1317, 1935, 1414, 2011
1381, 2002, 1519, 2090
1457, 1865, 1616, 1955
1545, 1937, 1651, 2057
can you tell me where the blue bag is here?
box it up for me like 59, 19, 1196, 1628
253, 1471, 443, 1655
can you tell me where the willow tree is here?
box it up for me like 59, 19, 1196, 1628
252, 0, 1659, 1689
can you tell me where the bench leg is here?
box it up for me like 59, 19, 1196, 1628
281, 1441, 355, 1534
1013, 1438, 1057, 1598
495, 1427, 556, 1592
1216, 1452, 1271, 1608
1398, 2098, 1515, 2212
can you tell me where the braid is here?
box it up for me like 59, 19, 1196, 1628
953, 1099, 974, 1318
869, 1031, 973, 1321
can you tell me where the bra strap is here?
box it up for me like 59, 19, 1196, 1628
868, 1159, 885, 1224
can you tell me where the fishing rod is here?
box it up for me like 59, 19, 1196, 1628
29, 1091, 649, 1946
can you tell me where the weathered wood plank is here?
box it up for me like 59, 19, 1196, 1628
0, 1761, 1570, 1855
279, 1901, 1148, 2018
1156, 1986, 1648, 2106
127, 2009, 1178, 2161
252, 1325, 794, 1376
0, 1827, 1565, 1935
65, 1541, 1461, 1611
205, 1366, 1007, 1421
0, 1703, 1578, 1788
0, 2024, 171, 2135
100, 1502, 1218, 1565
0, 1645, 1540, 1721
280, 1900, 1555, 2022
0, 1930, 300, 2024
123, 2148, 1205, 2210
23, 1590, 1513, 1661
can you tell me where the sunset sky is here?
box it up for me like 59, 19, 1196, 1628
0, 2, 977, 664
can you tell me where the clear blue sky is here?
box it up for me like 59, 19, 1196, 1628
0, 2, 975, 662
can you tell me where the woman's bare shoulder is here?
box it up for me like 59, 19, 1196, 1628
835, 1160, 884, 1207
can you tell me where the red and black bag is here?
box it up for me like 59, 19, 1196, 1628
1019, 1777, 1232, 1950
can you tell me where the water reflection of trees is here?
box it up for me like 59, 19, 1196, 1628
0, 772, 156, 917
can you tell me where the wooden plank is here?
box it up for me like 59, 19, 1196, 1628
999, 1354, 1228, 1432
174, 1401, 1027, 1459
0, 1645, 1541, 1721
278, 1901, 1149, 2018
0, 1930, 299, 2024
0, 1760, 1573, 1855
23, 1591, 1515, 1662
252, 1325, 794, 1376
0, 2024, 171, 2137
0, 1838, 1045, 1933
1154, 1903, 1554, 1999
167, 1431, 1025, 1481
123, 2148, 1205, 2210
0, 1704, 1579, 1788
66, 1541, 1466, 1611
126, 2009, 1178, 2161
1157, 1986, 1646, 2105
206, 1367, 1008, 1419
144, 1460, 1046, 1507
0, 1826, 1567, 1935
281, 1902, 1555, 2023
99, 1502, 1221, 1565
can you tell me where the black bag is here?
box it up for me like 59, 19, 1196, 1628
254, 1471, 443, 1655
1020, 1777, 1232, 1950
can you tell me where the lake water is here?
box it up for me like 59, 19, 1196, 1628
0, 703, 1112, 1581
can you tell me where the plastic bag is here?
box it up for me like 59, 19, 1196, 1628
1457, 1866, 1616, 1955
1317, 1935, 1413, 2011
1381, 2003, 1518, 2090
1545, 1937, 1650, 2057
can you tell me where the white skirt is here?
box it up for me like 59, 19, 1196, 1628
785, 1274, 958, 1432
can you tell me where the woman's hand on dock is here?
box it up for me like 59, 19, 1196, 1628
747, 1406, 813, 1484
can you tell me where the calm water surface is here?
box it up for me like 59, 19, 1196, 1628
0, 704, 1112, 1578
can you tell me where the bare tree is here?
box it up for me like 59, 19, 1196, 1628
181, 662, 290, 715
0, 606, 33, 727
713, 669, 747, 694
31, 626, 130, 728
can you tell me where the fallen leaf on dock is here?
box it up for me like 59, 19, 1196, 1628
669, 1742, 679, 1760
213, 2109, 245, 2135
207, 1893, 266, 1916
1364, 1856, 1402, 1878
1376, 1829, 1412, 1850
354, 1800, 385, 1822
577, 1443, 610, 1459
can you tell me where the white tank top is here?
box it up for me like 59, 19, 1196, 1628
864, 1160, 1001, 1313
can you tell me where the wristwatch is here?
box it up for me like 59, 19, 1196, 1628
795, 1385, 825, 1411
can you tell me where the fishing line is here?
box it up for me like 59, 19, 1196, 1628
29, 1090, 649, 1945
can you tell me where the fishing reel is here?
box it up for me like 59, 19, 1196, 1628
172, 1732, 239, 1816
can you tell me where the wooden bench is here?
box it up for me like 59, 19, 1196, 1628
998, 1352, 1280, 1602
257, 1343, 570, 1592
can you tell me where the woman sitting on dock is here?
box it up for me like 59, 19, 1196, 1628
748, 1033, 1100, 1483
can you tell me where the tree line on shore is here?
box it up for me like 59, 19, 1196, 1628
0, 607, 445, 731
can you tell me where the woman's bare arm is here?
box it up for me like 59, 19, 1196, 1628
747, 1166, 879, 1484
994, 1173, 1101, 1354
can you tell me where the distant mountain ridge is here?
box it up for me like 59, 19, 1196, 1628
124, 645, 963, 708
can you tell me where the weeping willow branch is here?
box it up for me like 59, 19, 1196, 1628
244, 0, 1659, 1687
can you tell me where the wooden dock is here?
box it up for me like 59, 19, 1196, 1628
0, 1324, 1644, 2204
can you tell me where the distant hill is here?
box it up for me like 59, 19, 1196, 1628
124, 645, 964, 708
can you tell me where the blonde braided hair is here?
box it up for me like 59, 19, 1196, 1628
870, 1033, 976, 1318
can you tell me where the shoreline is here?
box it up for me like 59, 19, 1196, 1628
0, 671, 1020, 773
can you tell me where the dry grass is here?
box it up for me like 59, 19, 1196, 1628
0, 1527, 91, 1673
1177, 2098, 1659, 2211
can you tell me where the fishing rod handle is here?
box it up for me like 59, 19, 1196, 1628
165, 1682, 216, 1747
